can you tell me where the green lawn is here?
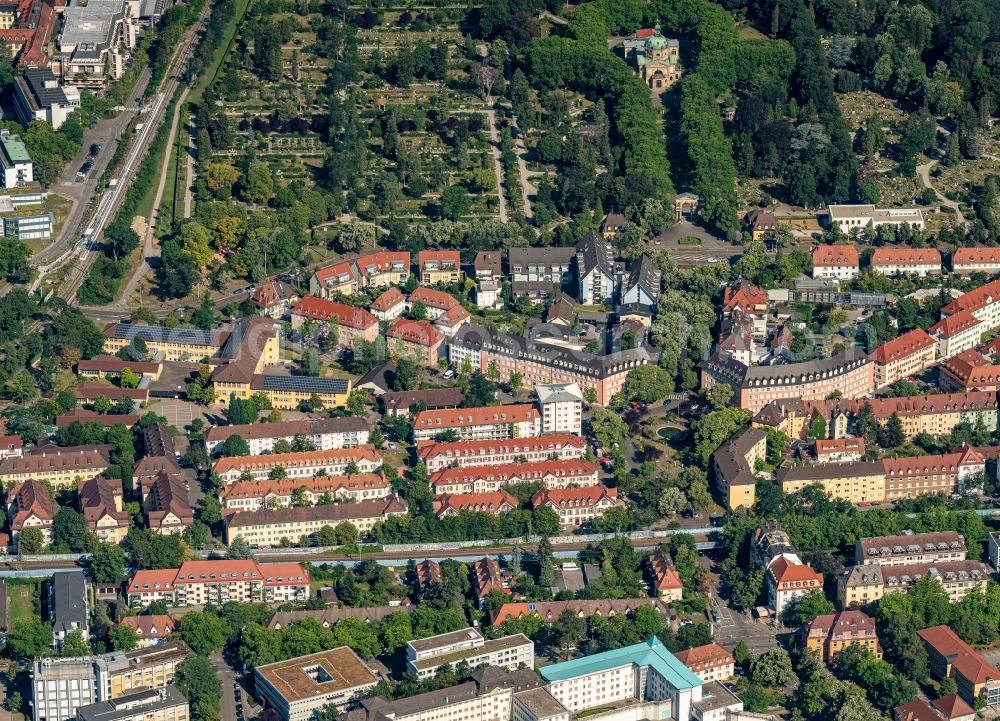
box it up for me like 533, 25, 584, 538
5, 578, 41, 625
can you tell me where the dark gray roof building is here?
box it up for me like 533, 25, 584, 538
76, 685, 188, 721
51, 570, 88, 644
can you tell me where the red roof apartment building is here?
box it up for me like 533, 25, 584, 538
871, 247, 942, 276
812, 244, 859, 280
290, 297, 378, 349
218, 474, 392, 512
766, 555, 823, 616
412, 403, 541, 442
952, 247, 1000, 276
310, 260, 360, 298
120, 615, 176, 648
674, 643, 735, 683
882, 446, 985, 500
870, 328, 937, 388
8, 479, 54, 549
721, 280, 768, 341
433, 490, 518, 518
646, 548, 683, 602
918, 625, 1000, 710
531, 485, 623, 528
941, 278, 1000, 339
386, 318, 445, 367
418, 250, 462, 285
212, 446, 383, 483
370, 287, 406, 322
429, 459, 599, 494
408, 287, 471, 337
417, 434, 587, 473
356, 251, 410, 288
128, 561, 311, 607
930, 310, 983, 359
815, 437, 866, 463
939, 349, 1000, 392
472, 556, 503, 604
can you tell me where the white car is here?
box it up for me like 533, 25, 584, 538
707, 256, 720, 264
442, 368, 456, 380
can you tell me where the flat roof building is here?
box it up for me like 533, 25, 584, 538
254, 648, 379, 721
405, 628, 534, 680
13, 67, 80, 129
76, 685, 188, 721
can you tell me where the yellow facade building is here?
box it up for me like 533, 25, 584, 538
777, 461, 885, 504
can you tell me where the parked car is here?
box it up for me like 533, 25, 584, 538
442, 368, 455, 380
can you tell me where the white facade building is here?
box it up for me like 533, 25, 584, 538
204, 418, 369, 456
536, 383, 584, 435
826, 204, 925, 232
0, 129, 32, 188
32, 657, 98, 721
405, 628, 534, 680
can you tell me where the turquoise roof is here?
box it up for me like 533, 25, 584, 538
539, 637, 702, 690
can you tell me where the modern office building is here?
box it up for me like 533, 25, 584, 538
405, 628, 534, 680
76, 685, 189, 721
33, 657, 99, 721
13, 67, 81, 129
254, 648, 379, 721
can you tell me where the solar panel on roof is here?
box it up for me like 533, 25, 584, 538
260, 375, 350, 393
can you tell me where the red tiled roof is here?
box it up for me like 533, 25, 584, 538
648, 549, 683, 592
414, 404, 539, 432
812, 244, 859, 267
853, 391, 997, 419
128, 568, 177, 593
291, 296, 376, 330
218, 474, 389, 502
918, 625, 1000, 685
882, 446, 984, 478
870, 328, 935, 364
433, 491, 518, 516
212, 446, 381, 475
942, 279, 1000, 316
871, 247, 942, 266
815, 437, 865, 456
418, 250, 460, 269
436, 305, 470, 328
674, 643, 734, 671
386, 318, 444, 347
768, 556, 822, 587
314, 261, 357, 286
953, 247, 1000, 267
430, 459, 598, 490
722, 280, 768, 314
417, 434, 586, 461
940, 349, 1000, 389
409, 287, 461, 310
356, 251, 410, 278
804, 610, 877, 640
931, 694, 974, 719
930, 310, 982, 338
8, 480, 54, 530
531, 484, 619, 509
371, 287, 405, 312
894, 699, 942, 721
120, 614, 175, 639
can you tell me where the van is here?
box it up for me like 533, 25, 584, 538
442, 368, 455, 380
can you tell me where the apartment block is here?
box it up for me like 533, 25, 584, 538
940, 278, 1000, 335
204, 417, 370, 455
433, 491, 518, 518
405, 628, 534, 680
417, 434, 586, 473
429, 459, 599, 494
646, 548, 683, 601
408, 286, 471, 337
919, 625, 1000, 709
535, 383, 584, 435
870, 328, 936, 388
223, 495, 408, 545
931, 311, 984, 359
218, 474, 392, 512
952, 247, 1000, 276
674, 644, 735, 683
870, 247, 941, 276
255, 648, 379, 721
801, 611, 880, 664
9, 478, 55, 548
812, 244, 859, 280
310, 260, 360, 298
815, 437, 865, 463
289, 297, 378, 349
839, 560, 988, 607
212, 446, 382, 484
855, 532, 967, 566
531, 485, 623, 528
126, 562, 310, 607
508, 247, 575, 300
370, 287, 405, 322
0, 444, 111, 489
418, 250, 462, 285
412, 403, 541, 442
386, 318, 445, 367
711, 428, 767, 510
76, 686, 188, 721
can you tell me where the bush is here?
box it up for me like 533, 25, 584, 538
677, 236, 703, 246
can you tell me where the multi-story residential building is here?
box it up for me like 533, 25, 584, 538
746, 209, 777, 241
883, 447, 985, 499
429, 459, 599, 494
205, 417, 370, 456
415, 560, 441, 596
855, 531, 967, 566
255, 648, 379, 721
218, 474, 391, 512
870, 328, 937, 388
380, 387, 466, 415
251, 280, 299, 319
433, 491, 518, 518
952, 247, 1000, 276
370, 287, 406, 322
223, 495, 408, 545
751, 521, 796, 568
472, 556, 503, 605
418, 250, 462, 285
895, 697, 976, 721
711, 428, 767, 510
814, 437, 865, 463
32, 657, 98, 721
8, 479, 55, 548
412, 404, 541, 442
76, 685, 188, 721
405, 629, 534, 680
940, 278, 1000, 333
473, 250, 504, 309
451, 324, 655, 406
540, 637, 703, 721
870, 247, 942, 276
78, 476, 128, 544
508, 247, 575, 301
418, 435, 586, 474
812, 244, 859, 280
356, 251, 410, 288
919, 625, 1000, 709
52, 570, 88, 647
95, 642, 194, 700
646, 549, 683, 601
345, 669, 558, 721
118, 616, 175, 648
930, 310, 983, 359
289, 297, 378, 349
575, 231, 617, 305
700, 349, 874, 413
490, 598, 672, 626
13, 68, 80, 130
0, 128, 31, 187
212, 446, 382, 483
839, 560, 988, 607
531, 485, 623, 528
621, 255, 661, 308
310, 260, 360, 298
386, 318, 445, 366
536, 383, 584, 435
766, 555, 823, 617
721, 281, 768, 341
826, 204, 925, 233
939, 348, 1000, 392
143, 471, 194, 535
0, 444, 111, 489
801, 611, 880, 664
673, 644, 735, 683
126, 562, 310, 607
408, 287, 471, 337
